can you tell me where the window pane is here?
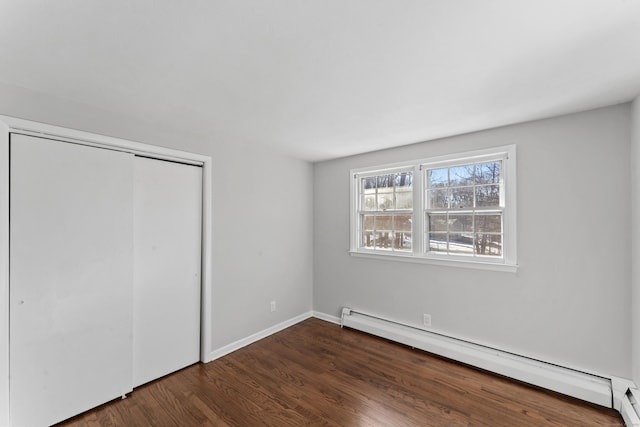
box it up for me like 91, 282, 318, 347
475, 233, 502, 256
362, 177, 376, 192
376, 215, 392, 231
475, 184, 500, 207
395, 172, 412, 190
363, 194, 376, 210
450, 187, 474, 209
476, 161, 501, 184
394, 232, 412, 251
449, 233, 474, 255
362, 231, 375, 248
375, 231, 392, 248
378, 193, 393, 210
475, 214, 502, 233
428, 168, 448, 188
363, 215, 375, 231
429, 188, 449, 208
428, 213, 448, 232
362, 215, 375, 249
395, 172, 413, 210
394, 214, 412, 232
377, 174, 394, 190
449, 165, 474, 187
396, 191, 412, 209
449, 214, 473, 233
429, 232, 448, 253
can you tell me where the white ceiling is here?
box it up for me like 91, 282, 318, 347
1, 1, 639, 161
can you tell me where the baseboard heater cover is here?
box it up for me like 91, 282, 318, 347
340, 308, 612, 408
621, 388, 640, 426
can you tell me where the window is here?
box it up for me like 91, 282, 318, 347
357, 170, 414, 253
350, 145, 516, 271
425, 160, 503, 258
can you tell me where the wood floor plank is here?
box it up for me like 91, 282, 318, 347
58, 318, 624, 426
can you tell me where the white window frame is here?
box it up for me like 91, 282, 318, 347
350, 145, 517, 272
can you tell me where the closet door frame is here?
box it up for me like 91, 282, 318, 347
0, 115, 213, 426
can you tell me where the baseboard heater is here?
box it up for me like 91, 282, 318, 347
621, 388, 640, 426
340, 307, 613, 408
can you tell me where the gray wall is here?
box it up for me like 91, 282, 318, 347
0, 82, 314, 355
632, 96, 640, 385
314, 104, 632, 377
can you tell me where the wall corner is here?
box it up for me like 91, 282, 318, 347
631, 96, 640, 386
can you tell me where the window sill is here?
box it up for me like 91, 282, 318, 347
348, 250, 518, 273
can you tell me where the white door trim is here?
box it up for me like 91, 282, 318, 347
0, 115, 214, 425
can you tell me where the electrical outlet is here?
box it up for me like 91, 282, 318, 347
270, 301, 276, 312
423, 313, 431, 328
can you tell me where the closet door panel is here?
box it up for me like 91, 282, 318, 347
133, 156, 201, 387
10, 134, 133, 427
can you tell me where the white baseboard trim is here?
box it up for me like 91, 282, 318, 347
340, 308, 613, 408
312, 311, 340, 325
208, 311, 313, 361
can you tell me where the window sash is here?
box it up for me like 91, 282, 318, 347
423, 160, 504, 211
359, 212, 413, 252
355, 167, 415, 253
424, 210, 504, 258
422, 156, 505, 259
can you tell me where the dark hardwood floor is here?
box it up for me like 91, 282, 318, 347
59, 318, 623, 426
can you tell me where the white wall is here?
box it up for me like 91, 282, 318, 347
314, 104, 632, 378
632, 96, 640, 385
0, 82, 314, 359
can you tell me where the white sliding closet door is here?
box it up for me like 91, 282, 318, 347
133, 156, 202, 387
10, 134, 134, 427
